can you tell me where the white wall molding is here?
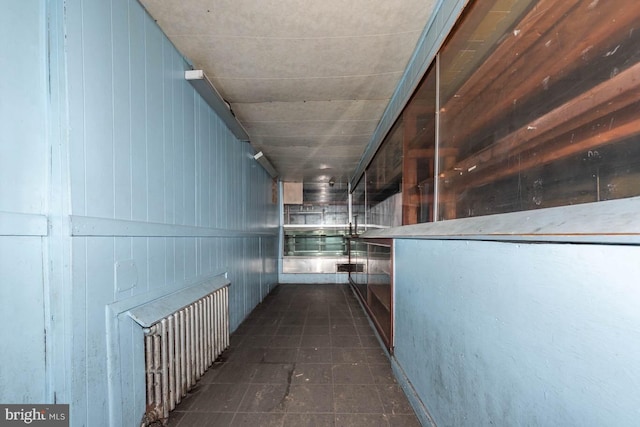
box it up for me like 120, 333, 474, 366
0, 211, 48, 236
70, 215, 277, 238
361, 196, 640, 245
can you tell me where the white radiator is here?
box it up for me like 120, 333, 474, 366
141, 285, 229, 426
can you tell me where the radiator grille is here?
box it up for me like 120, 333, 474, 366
142, 285, 229, 425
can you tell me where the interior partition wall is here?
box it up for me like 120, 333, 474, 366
351, 2, 640, 426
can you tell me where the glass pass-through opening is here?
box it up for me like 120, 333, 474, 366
348, 238, 393, 351
354, 0, 640, 227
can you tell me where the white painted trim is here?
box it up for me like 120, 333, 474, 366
70, 215, 277, 238
127, 275, 230, 327
0, 211, 48, 236
360, 197, 640, 245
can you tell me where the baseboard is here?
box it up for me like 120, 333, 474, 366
391, 357, 438, 427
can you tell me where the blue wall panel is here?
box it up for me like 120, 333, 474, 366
0, 1, 48, 404
56, 0, 278, 424
394, 239, 640, 427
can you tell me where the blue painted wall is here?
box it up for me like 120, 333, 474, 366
61, 0, 277, 424
1, 0, 277, 425
394, 239, 640, 427
0, 1, 48, 403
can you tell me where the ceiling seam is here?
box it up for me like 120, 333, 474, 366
165, 31, 424, 40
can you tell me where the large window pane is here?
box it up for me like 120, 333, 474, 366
402, 65, 437, 224
366, 121, 404, 227
438, 0, 640, 219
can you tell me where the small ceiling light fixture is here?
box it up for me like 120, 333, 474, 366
328, 177, 336, 187
253, 151, 279, 178
185, 69, 250, 142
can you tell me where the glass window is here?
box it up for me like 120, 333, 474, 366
353, 0, 640, 224
401, 64, 437, 224
365, 121, 404, 227
438, 0, 640, 219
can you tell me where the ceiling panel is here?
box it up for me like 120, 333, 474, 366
250, 134, 372, 149
212, 74, 402, 103
141, 0, 432, 38
139, 0, 438, 202
233, 100, 388, 122
243, 120, 378, 138
171, 33, 422, 79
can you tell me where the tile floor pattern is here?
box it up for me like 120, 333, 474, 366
166, 284, 421, 427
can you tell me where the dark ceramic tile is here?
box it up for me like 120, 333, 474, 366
333, 384, 383, 414
242, 315, 265, 325
377, 384, 415, 415
173, 412, 235, 427
269, 335, 302, 348
334, 414, 388, 427
307, 307, 330, 315
284, 384, 333, 413
303, 325, 331, 336
188, 383, 249, 412
198, 362, 226, 383
329, 317, 354, 326
355, 324, 375, 335
252, 363, 295, 384
331, 335, 362, 348
329, 310, 352, 319
364, 348, 389, 364
244, 335, 275, 347
387, 414, 422, 427
276, 325, 304, 336
166, 410, 185, 426
360, 334, 382, 348
306, 317, 330, 326
369, 363, 397, 384
227, 347, 268, 363
292, 364, 332, 384
238, 384, 288, 413
170, 386, 200, 411
280, 317, 306, 326
283, 413, 335, 427
230, 412, 285, 427
262, 348, 299, 363
167, 286, 419, 427
298, 347, 333, 363
332, 363, 375, 384
331, 348, 368, 364
229, 334, 247, 347
232, 324, 254, 336
285, 309, 309, 317
202, 362, 256, 384
330, 324, 358, 335
249, 322, 279, 335
300, 335, 332, 348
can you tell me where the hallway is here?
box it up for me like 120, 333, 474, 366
166, 284, 420, 427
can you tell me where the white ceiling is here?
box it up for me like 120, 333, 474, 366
140, 0, 437, 201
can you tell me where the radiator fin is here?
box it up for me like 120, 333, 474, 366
142, 286, 229, 426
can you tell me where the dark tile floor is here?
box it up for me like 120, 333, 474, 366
167, 284, 420, 427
